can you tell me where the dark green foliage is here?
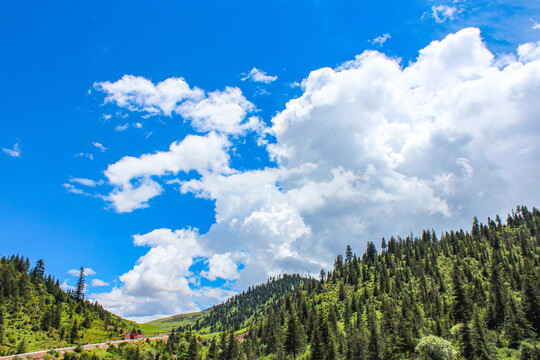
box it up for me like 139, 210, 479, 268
0, 256, 139, 355
3, 205, 540, 360
75, 267, 85, 301
174, 274, 310, 334
521, 340, 540, 360
284, 310, 303, 358
187, 334, 200, 360
69, 320, 80, 344
200, 205, 539, 360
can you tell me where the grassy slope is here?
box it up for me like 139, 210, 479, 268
0, 257, 143, 355
144, 309, 210, 333
2, 305, 137, 354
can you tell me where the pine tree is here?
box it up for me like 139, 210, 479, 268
346, 245, 353, 263
451, 262, 469, 324
208, 337, 218, 359
69, 320, 79, 344
456, 322, 475, 360
0, 308, 4, 345
284, 310, 302, 359
470, 306, 492, 359
226, 331, 239, 360
16, 338, 27, 355
310, 314, 325, 360
75, 267, 85, 301
319, 269, 326, 283
486, 259, 506, 330
188, 334, 200, 360
367, 305, 380, 360
522, 268, 540, 335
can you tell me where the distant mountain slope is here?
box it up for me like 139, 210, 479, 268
146, 273, 314, 333
91, 205, 540, 359
3, 205, 540, 359
145, 309, 211, 333
233, 205, 540, 359
0, 255, 140, 356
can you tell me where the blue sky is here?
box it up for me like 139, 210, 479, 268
1, 0, 540, 322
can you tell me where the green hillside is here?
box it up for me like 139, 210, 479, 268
145, 273, 312, 334
3, 205, 540, 359
232, 205, 540, 359
152, 205, 540, 359
0, 256, 141, 356
145, 309, 211, 333
134, 205, 540, 360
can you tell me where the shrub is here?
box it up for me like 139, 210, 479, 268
415, 335, 458, 360
521, 340, 540, 360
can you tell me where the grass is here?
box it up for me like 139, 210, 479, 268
143, 308, 211, 332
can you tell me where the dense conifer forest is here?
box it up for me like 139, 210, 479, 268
0, 255, 139, 356
150, 274, 312, 334
2, 205, 540, 359
148, 206, 540, 359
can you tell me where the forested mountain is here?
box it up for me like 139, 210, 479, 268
150, 205, 540, 359
0, 255, 139, 356
231, 205, 540, 359
150, 273, 313, 334
3, 205, 540, 359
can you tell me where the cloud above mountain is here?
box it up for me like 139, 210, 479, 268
89, 28, 540, 321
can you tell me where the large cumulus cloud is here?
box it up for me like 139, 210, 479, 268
89, 28, 540, 321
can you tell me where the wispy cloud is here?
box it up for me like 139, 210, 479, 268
532, 19, 540, 29
75, 153, 93, 160
68, 268, 96, 276
91, 279, 109, 287
115, 123, 129, 132
241, 68, 278, 83
63, 183, 85, 195
288, 81, 301, 88
371, 33, 391, 47
2, 142, 21, 157
431, 5, 459, 23
93, 142, 107, 152
70, 177, 104, 187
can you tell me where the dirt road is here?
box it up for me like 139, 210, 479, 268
0, 336, 169, 360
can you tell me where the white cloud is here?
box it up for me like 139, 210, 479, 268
371, 33, 391, 47
75, 153, 93, 160
70, 178, 104, 187
202, 253, 240, 281
94, 75, 204, 116
518, 41, 540, 63
3, 142, 21, 157
63, 183, 84, 195
289, 81, 301, 88
92, 28, 540, 321
115, 123, 129, 132
532, 19, 540, 29
431, 5, 459, 23
93, 142, 107, 152
91, 228, 235, 322
68, 268, 96, 276
61, 280, 75, 291
91, 279, 110, 287
178, 87, 257, 135
241, 68, 278, 83
95, 76, 260, 137
269, 27, 540, 246
107, 178, 163, 213
104, 132, 232, 213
